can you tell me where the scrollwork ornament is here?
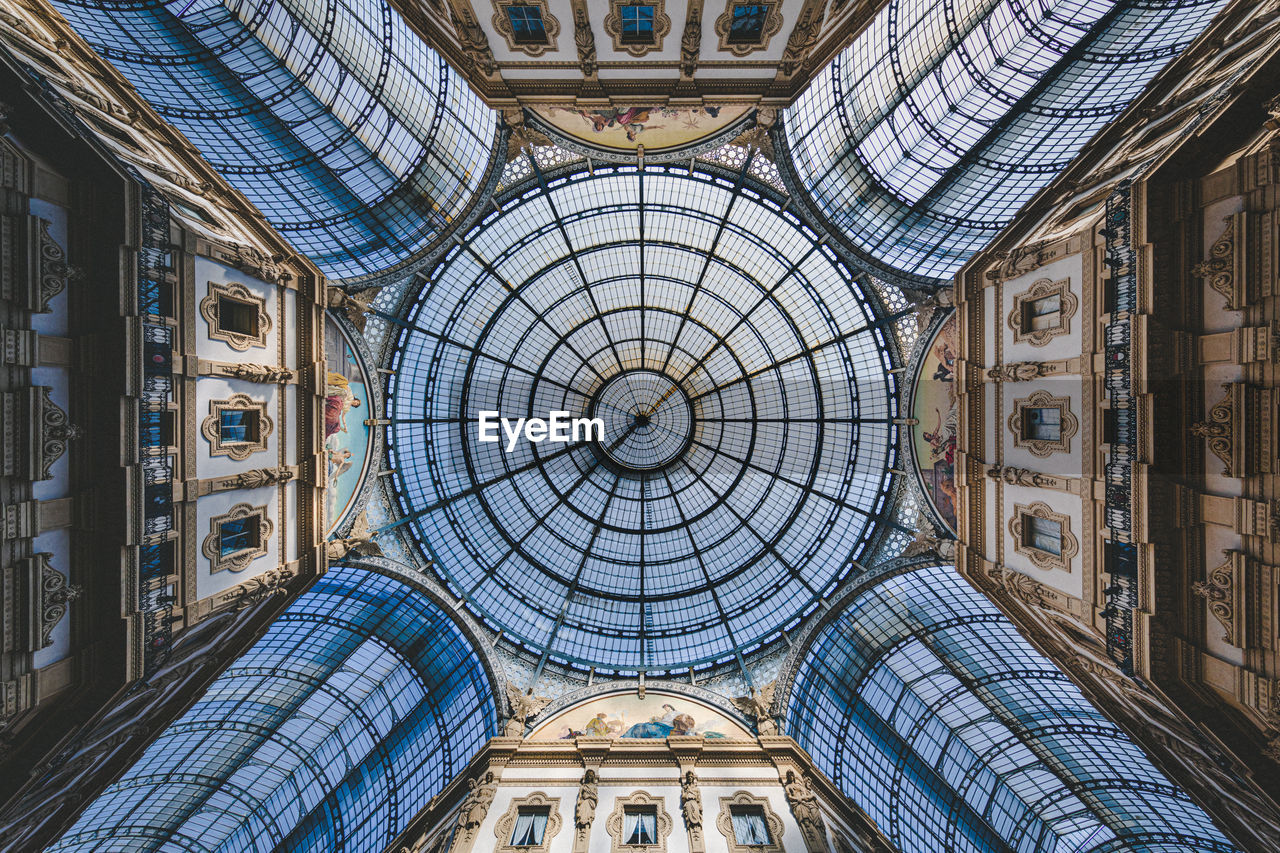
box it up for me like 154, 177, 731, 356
40, 557, 81, 646
1191, 384, 1234, 475
1191, 216, 1239, 310
40, 388, 81, 479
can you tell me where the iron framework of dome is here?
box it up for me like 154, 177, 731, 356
385, 156, 909, 675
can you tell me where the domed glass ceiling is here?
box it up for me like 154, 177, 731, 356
386, 161, 903, 673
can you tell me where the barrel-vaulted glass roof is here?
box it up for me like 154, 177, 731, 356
48, 566, 497, 853
385, 158, 907, 674
52, 0, 495, 280
786, 0, 1226, 284
789, 564, 1238, 853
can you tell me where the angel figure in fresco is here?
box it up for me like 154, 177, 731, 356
324, 371, 362, 442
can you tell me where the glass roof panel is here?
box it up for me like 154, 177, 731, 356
387, 162, 902, 673
786, 0, 1226, 283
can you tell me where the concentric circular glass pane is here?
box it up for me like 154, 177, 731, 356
388, 164, 898, 671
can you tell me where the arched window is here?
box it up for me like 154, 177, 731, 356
785, 0, 1225, 283
48, 565, 499, 852
52, 0, 496, 279
787, 563, 1236, 852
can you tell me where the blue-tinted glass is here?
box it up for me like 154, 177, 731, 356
386, 164, 899, 674
786, 0, 1227, 283
219, 409, 250, 443
48, 566, 498, 852
52, 0, 496, 280
218, 517, 253, 555
508, 6, 546, 42
729, 4, 767, 41
787, 564, 1239, 852
621, 5, 655, 38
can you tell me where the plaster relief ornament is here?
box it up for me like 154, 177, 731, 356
327, 285, 382, 334
325, 510, 383, 561
504, 682, 553, 736
783, 770, 827, 852
573, 769, 598, 851
730, 681, 778, 734
455, 771, 498, 848
681, 771, 705, 852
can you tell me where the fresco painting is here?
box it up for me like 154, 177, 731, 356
911, 312, 958, 533
533, 104, 751, 152
324, 317, 372, 534
529, 692, 749, 740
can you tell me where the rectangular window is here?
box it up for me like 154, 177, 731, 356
624, 807, 658, 844
620, 4, 655, 43
728, 4, 769, 43
219, 517, 258, 557
510, 808, 549, 846
218, 294, 259, 337
219, 409, 259, 444
1023, 407, 1061, 441
731, 806, 771, 846
1024, 515, 1063, 556
507, 6, 547, 44
1023, 294, 1061, 331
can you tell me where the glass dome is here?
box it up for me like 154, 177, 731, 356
386, 161, 903, 673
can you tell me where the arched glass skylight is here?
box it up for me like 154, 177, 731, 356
386, 159, 906, 674
48, 566, 498, 853
52, 0, 495, 279
788, 563, 1238, 853
786, 0, 1226, 283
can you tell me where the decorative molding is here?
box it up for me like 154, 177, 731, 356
1009, 502, 1079, 571
604, 0, 671, 56
1193, 551, 1247, 647
986, 465, 1055, 490
1008, 389, 1078, 457
1007, 277, 1076, 346
37, 386, 80, 480
776, 0, 822, 77
34, 217, 75, 313
200, 393, 272, 461
714, 0, 783, 55
1191, 213, 1245, 311
679, 0, 703, 77
491, 0, 560, 55
214, 362, 294, 383
493, 791, 563, 853
570, 0, 597, 76
38, 555, 79, 647
986, 361, 1051, 382
715, 791, 784, 853
1188, 383, 1273, 477
225, 564, 295, 611
201, 503, 272, 573
199, 281, 271, 351
605, 790, 673, 853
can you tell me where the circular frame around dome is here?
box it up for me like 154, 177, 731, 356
386, 161, 902, 673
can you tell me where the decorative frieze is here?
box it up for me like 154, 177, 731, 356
1194, 551, 1248, 647
2, 553, 79, 655
1191, 383, 1274, 476
0, 215, 77, 313
1191, 213, 1246, 310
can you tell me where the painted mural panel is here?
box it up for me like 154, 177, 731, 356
911, 312, 958, 533
532, 105, 750, 153
529, 691, 749, 740
324, 317, 372, 533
